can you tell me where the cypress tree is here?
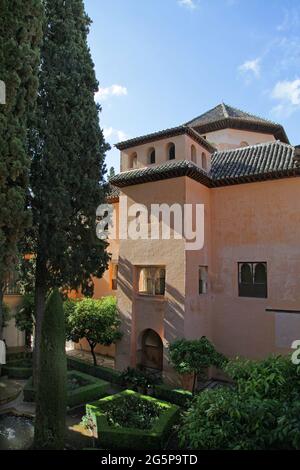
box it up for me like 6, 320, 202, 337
34, 289, 67, 450
30, 0, 109, 382
0, 0, 43, 338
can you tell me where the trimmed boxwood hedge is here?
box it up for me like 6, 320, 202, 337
2, 359, 32, 379
6, 351, 32, 362
86, 389, 179, 450
153, 384, 193, 407
24, 371, 109, 407
67, 356, 122, 385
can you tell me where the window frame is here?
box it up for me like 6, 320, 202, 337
167, 142, 176, 160
238, 261, 268, 298
199, 265, 208, 295
137, 266, 166, 297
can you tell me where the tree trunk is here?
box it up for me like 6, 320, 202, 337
192, 372, 197, 395
89, 343, 97, 366
33, 252, 47, 387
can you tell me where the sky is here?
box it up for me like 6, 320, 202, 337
84, 0, 300, 172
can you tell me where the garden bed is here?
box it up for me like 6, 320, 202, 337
2, 359, 32, 379
86, 389, 179, 450
24, 371, 109, 407
67, 356, 122, 385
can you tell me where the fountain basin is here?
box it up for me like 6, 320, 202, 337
0, 411, 34, 450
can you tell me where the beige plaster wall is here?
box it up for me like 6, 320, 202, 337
120, 135, 210, 172
210, 177, 300, 360
203, 128, 276, 150
115, 178, 187, 382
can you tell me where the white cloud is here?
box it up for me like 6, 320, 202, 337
238, 58, 261, 79
103, 127, 128, 142
270, 79, 300, 117
178, 0, 197, 10
95, 84, 127, 101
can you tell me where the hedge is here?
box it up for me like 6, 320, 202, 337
24, 371, 110, 407
153, 384, 193, 407
2, 359, 32, 379
86, 389, 179, 450
6, 351, 32, 362
67, 356, 122, 385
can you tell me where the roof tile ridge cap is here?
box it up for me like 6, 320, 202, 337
222, 102, 279, 126
221, 102, 229, 118
115, 124, 186, 147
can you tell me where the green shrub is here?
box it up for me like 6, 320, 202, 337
153, 384, 193, 407
169, 337, 227, 394
120, 367, 161, 394
180, 355, 300, 450
2, 359, 32, 379
86, 390, 179, 450
67, 356, 123, 385
24, 371, 109, 408
65, 296, 122, 366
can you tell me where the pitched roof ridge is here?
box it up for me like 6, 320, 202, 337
221, 102, 229, 118
222, 103, 280, 126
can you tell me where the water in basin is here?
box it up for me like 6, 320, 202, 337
0, 413, 34, 450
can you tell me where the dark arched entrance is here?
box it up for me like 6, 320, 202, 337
141, 329, 163, 372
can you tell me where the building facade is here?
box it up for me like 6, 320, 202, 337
107, 103, 300, 383
4, 103, 300, 386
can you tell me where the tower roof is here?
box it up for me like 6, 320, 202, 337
185, 103, 289, 143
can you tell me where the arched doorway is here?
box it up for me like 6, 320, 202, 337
141, 329, 163, 372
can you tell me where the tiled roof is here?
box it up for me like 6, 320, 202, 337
110, 141, 300, 191
186, 103, 278, 126
115, 125, 216, 153
106, 183, 120, 202
211, 141, 296, 182
185, 103, 289, 144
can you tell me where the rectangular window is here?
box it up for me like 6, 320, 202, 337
199, 266, 208, 294
238, 262, 267, 298
138, 266, 165, 296
111, 263, 118, 291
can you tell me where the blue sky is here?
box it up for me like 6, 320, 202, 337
84, 0, 300, 172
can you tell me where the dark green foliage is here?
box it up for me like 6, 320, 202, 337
153, 384, 193, 408
86, 390, 179, 450
65, 297, 122, 365
104, 394, 162, 430
0, 0, 43, 337
28, 0, 110, 384
24, 370, 109, 407
120, 367, 161, 394
180, 355, 300, 450
34, 289, 67, 450
2, 359, 32, 379
29, 0, 109, 294
67, 356, 123, 384
169, 337, 226, 394
15, 293, 34, 346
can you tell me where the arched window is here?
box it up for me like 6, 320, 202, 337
148, 148, 156, 165
168, 143, 175, 160
191, 145, 197, 163
129, 152, 137, 169
240, 263, 252, 284
201, 152, 207, 170
240, 141, 249, 147
254, 263, 267, 284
